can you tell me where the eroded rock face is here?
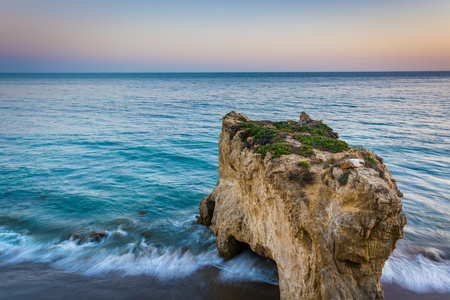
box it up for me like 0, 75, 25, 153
198, 111, 406, 300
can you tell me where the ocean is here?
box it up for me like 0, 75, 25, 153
0, 72, 449, 299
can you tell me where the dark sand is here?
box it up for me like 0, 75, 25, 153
383, 283, 448, 300
0, 263, 447, 299
0, 263, 279, 300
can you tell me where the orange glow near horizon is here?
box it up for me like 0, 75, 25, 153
1, 0, 450, 72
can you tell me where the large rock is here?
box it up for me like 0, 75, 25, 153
198, 111, 406, 300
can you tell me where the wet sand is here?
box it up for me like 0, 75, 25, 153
0, 263, 279, 300
0, 262, 447, 299
383, 283, 448, 300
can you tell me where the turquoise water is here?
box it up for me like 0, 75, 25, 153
0, 72, 449, 295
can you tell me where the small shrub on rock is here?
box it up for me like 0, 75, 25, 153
337, 171, 351, 186
298, 161, 309, 169
257, 142, 292, 158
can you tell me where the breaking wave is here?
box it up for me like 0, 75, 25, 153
382, 241, 450, 293
0, 220, 278, 285
3, 224, 450, 292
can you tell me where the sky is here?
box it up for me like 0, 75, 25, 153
1, 0, 450, 72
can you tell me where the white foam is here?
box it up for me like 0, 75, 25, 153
219, 251, 279, 285
0, 227, 27, 256
81, 245, 222, 278
107, 227, 128, 237
4, 225, 449, 293
382, 248, 450, 293
0, 225, 223, 279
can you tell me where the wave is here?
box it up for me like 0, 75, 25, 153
1, 224, 449, 292
52, 239, 222, 279
381, 241, 450, 293
218, 250, 279, 285
0, 223, 223, 279
0, 221, 276, 285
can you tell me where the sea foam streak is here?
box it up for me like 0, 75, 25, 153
0, 222, 276, 284
1, 223, 449, 292
0, 223, 222, 279
218, 250, 279, 285
381, 241, 450, 293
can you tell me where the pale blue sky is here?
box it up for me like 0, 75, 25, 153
1, 0, 449, 72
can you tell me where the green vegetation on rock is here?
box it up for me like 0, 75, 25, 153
238, 115, 347, 159
338, 171, 351, 186
239, 122, 277, 145
297, 123, 337, 138
273, 121, 296, 133
299, 145, 314, 157
239, 121, 291, 158
365, 155, 378, 167
298, 161, 309, 169
257, 142, 292, 158
272, 120, 339, 138
294, 134, 349, 153
273, 121, 292, 130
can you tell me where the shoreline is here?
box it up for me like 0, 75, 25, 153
382, 283, 448, 300
0, 262, 448, 299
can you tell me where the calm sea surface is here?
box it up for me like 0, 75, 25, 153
0, 72, 449, 298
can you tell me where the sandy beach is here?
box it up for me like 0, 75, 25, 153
383, 283, 448, 300
0, 262, 447, 300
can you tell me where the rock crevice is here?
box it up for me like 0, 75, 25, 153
198, 111, 406, 300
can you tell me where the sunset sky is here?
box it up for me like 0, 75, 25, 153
1, 0, 450, 72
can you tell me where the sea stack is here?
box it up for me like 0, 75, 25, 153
198, 111, 406, 300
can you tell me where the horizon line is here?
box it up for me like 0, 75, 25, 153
1, 70, 450, 74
